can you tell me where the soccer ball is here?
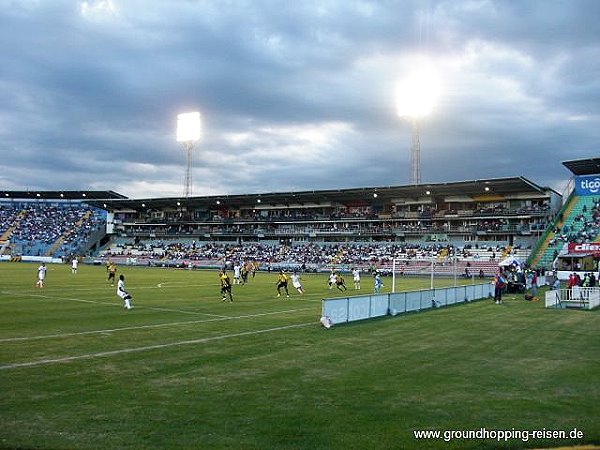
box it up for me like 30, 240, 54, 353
320, 316, 333, 329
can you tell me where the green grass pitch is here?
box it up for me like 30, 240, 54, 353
1, 262, 598, 450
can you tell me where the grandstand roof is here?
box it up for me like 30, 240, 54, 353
0, 190, 127, 201
562, 157, 600, 176
87, 176, 554, 211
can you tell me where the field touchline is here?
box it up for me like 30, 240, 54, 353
0, 322, 315, 371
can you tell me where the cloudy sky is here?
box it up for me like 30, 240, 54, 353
1, 0, 598, 199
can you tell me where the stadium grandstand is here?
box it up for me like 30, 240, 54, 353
2, 161, 599, 279
84, 176, 560, 276
528, 157, 600, 279
0, 191, 124, 260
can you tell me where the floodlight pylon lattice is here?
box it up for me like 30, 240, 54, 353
395, 59, 440, 186
182, 141, 194, 198
410, 118, 421, 185
176, 112, 201, 199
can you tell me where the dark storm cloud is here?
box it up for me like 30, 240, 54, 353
0, 0, 598, 197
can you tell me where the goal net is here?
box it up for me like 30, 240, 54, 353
388, 257, 477, 292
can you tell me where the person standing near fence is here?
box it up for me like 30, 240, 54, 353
567, 273, 578, 299
531, 270, 538, 297
493, 271, 506, 304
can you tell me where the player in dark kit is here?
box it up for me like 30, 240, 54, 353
241, 263, 249, 285
276, 270, 290, 298
335, 273, 347, 291
219, 270, 234, 302
107, 262, 117, 286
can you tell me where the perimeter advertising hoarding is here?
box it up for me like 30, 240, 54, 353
574, 175, 600, 196
567, 243, 600, 257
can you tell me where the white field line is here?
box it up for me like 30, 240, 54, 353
0, 307, 316, 343
1, 291, 231, 318
55, 283, 220, 291
0, 322, 315, 370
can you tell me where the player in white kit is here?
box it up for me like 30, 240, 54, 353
352, 268, 361, 290
36, 263, 47, 288
117, 274, 133, 310
291, 272, 304, 295
233, 263, 241, 284
328, 270, 336, 290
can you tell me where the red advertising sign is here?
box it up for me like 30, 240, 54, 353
567, 243, 600, 257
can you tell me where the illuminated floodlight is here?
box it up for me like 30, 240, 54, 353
395, 60, 441, 185
176, 112, 201, 198
395, 66, 440, 119
177, 112, 201, 142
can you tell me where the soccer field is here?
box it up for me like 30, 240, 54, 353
1, 262, 598, 450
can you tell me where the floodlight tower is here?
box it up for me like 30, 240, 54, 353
176, 112, 201, 198
395, 62, 440, 185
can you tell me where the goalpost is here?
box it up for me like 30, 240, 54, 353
390, 256, 473, 293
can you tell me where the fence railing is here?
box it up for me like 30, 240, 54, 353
544, 287, 600, 310
321, 283, 493, 325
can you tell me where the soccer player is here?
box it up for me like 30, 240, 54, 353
35, 263, 47, 288
291, 271, 304, 295
352, 267, 361, 290
328, 270, 336, 290
219, 269, 234, 302
241, 263, 249, 285
276, 270, 290, 298
107, 261, 117, 286
233, 263, 241, 285
374, 272, 383, 294
71, 256, 78, 274
335, 273, 347, 291
117, 274, 133, 310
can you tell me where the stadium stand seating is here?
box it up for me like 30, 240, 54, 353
0, 177, 567, 274
98, 238, 528, 276
530, 195, 600, 268
0, 202, 106, 258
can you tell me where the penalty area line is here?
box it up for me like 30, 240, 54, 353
0, 322, 314, 371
